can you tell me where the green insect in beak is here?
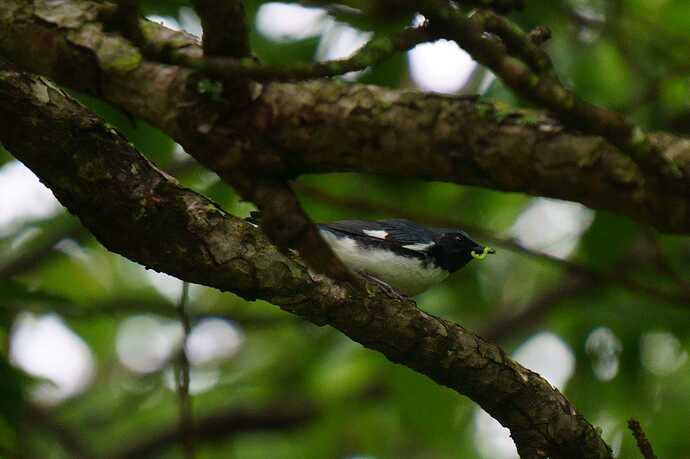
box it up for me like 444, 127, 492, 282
471, 246, 495, 260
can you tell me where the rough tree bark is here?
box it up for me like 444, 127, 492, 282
1, 0, 685, 457
1, 1, 689, 232
0, 70, 611, 459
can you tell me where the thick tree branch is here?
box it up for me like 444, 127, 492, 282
0, 71, 612, 458
241, 82, 690, 234
229, 175, 358, 284
185, 0, 351, 284
12, 0, 343, 284
144, 3, 357, 282
0, 161, 195, 280
1, 0, 688, 233
419, 3, 679, 180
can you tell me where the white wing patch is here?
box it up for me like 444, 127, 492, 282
362, 229, 388, 239
402, 242, 435, 252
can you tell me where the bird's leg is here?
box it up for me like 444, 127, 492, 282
359, 271, 408, 301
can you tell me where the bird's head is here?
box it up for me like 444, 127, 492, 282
431, 230, 495, 272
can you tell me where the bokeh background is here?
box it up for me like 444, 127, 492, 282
1, 1, 689, 458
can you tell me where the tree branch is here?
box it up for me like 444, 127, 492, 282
1, 0, 688, 233
0, 160, 196, 280
300, 0, 525, 15
228, 175, 358, 284
192, 0, 250, 58
260, 83, 690, 232
128, 3, 355, 283
419, 3, 678, 180
151, 25, 432, 82
2, 0, 690, 234
174, 282, 195, 459
0, 70, 612, 458
627, 419, 658, 459
185, 0, 352, 284
104, 402, 317, 459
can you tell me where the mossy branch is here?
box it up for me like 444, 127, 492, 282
0, 70, 612, 459
2, 0, 689, 233
420, 3, 682, 180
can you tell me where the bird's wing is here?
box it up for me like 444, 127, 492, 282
319, 219, 437, 252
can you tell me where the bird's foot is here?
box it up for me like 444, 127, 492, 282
359, 272, 408, 301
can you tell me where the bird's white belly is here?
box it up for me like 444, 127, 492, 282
321, 231, 448, 295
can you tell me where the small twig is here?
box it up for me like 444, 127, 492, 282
154, 25, 431, 82
527, 25, 552, 46
421, 2, 682, 182
174, 282, 195, 459
473, 10, 555, 76
296, 0, 525, 17
627, 418, 658, 459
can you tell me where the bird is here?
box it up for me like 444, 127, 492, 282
317, 219, 494, 296
247, 213, 495, 296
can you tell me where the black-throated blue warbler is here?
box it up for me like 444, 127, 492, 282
318, 219, 494, 295
249, 213, 494, 296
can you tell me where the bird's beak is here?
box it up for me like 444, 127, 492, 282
471, 246, 495, 260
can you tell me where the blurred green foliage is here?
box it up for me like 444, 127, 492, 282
1, 0, 689, 458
